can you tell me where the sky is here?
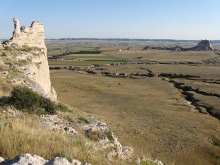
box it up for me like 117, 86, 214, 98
0, 0, 220, 40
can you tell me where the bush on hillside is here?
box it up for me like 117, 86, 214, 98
9, 86, 56, 114
56, 103, 72, 113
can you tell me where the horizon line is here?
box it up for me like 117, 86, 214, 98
45, 38, 220, 41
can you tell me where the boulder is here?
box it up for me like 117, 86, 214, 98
0, 157, 5, 163
0, 153, 48, 165
46, 157, 71, 165
0, 153, 89, 165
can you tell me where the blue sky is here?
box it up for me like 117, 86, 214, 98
0, 0, 220, 39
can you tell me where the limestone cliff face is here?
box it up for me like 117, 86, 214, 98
3, 18, 57, 101
21, 51, 57, 101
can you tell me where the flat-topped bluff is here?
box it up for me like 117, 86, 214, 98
0, 18, 57, 101
143, 40, 214, 51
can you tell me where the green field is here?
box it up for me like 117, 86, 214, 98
49, 59, 126, 66
66, 54, 106, 57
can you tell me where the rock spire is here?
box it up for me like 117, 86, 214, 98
5, 18, 46, 49
4, 18, 57, 101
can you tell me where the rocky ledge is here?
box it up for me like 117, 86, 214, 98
0, 153, 90, 165
39, 114, 133, 159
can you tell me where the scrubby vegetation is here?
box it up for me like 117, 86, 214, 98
17, 46, 32, 52
78, 116, 91, 124
8, 86, 56, 114
0, 117, 106, 164
0, 116, 139, 165
55, 102, 72, 113
105, 130, 114, 142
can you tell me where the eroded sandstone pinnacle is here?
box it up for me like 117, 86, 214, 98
5, 18, 46, 49
1, 18, 57, 101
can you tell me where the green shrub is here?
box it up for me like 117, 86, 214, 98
4, 46, 12, 51
1, 52, 7, 56
18, 46, 32, 52
105, 131, 114, 142
56, 103, 72, 113
78, 116, 90, 124
9, 86, 56, 114
39, 97, 56, 114
140, 161, 158, 165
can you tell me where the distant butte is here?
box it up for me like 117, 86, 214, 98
143, 40, 214, 51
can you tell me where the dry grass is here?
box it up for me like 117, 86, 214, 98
103, 50, 217, 62
0, 109, 143, 165
0, 78, 12, 97
0, 114, 110, 164
146, 64, 220, 79
1, 40, 219, 164
51, 69, 220, 165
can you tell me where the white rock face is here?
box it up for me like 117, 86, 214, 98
0, 157, 5, 163
6, 18, 46, 49
0, 153, 48, 165
21, 51, 57, 101
0, 153, 90, 165
5, 18, 57, 101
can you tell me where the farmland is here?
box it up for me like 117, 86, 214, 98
48, 39, 220, 165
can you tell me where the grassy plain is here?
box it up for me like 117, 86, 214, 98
49, 40, 220, 165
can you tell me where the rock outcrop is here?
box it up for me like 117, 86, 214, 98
195, 40, 213, 51
2, 18, 57, 101
81, 115, 133, 159
143, 40, 214, 51
0, 153, 90, 165
40, 115, 78, 136
4, 18, 46, 49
